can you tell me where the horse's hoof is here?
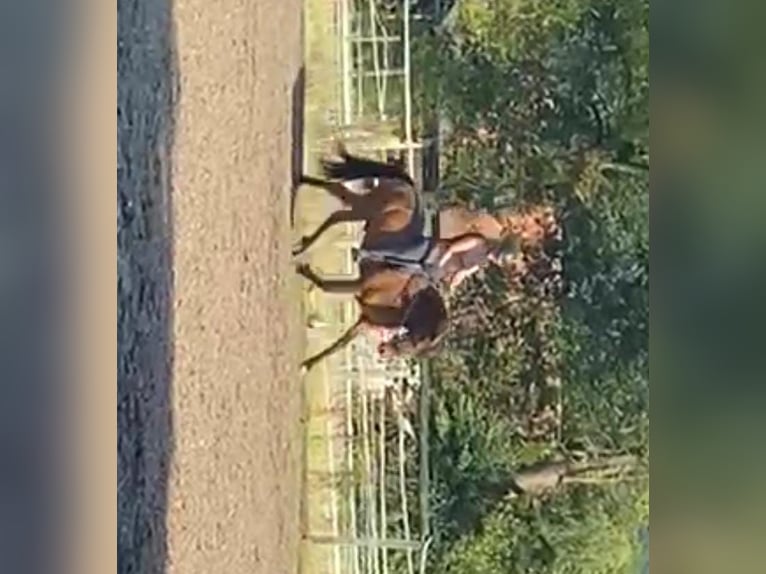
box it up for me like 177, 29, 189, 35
307, 314, 328, 329
292, 238, 308, 257
295, 262, 310, 276
300, 363, 310, 376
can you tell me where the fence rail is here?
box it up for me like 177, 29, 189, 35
302, 2, 438, 572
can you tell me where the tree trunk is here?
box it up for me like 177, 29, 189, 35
511, 460, 569, 495
509, 454, 642, 496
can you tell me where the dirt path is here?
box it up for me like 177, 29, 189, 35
168, 0, 304, 572
118, 0, 305, 572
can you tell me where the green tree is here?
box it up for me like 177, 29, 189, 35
437, 480, 648, 574
408, 0, 649, 570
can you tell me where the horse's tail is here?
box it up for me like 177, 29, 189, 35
320, 148, 414, 186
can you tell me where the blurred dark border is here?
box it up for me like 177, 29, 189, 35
652, 0, 766, 571
0, 1, 74, 573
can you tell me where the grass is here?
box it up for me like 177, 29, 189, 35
297, 3, 424, 572
298, 0, 360, 572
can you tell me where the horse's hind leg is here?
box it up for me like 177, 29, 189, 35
293, 209, 363, 257
296, 263, 363, 294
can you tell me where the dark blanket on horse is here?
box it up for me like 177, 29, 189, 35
354, 234, 435, 271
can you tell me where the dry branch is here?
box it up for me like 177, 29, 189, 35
509, 454, 642, 496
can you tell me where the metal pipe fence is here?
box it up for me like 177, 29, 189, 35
302, 3, 441, 572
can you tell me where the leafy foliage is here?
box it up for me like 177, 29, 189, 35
436, 480, 649, 574
406, 0, 649, 570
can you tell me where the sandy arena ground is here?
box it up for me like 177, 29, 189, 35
117, 0, 305, 572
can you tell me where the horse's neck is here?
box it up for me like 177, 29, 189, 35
361, 301, 406, 327
361, 270, 413, 308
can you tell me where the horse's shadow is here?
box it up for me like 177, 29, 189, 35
289, 66, 305, 228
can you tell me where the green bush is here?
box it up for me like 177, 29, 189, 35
407, 0, 649, 570
437, 481, 648, 574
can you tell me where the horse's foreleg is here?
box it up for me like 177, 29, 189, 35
293, 209, 363, 256
296, 263, 363, 294
301, 317, 366, 374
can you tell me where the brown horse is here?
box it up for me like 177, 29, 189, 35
293, 148, 560, 371
297, 260, 449, 374
293, 147, 524, 291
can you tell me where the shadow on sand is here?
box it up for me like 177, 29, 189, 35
117, 0, 178, 572
290, 65, 306, 227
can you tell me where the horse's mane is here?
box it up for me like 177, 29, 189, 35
403, 285, 449, 342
